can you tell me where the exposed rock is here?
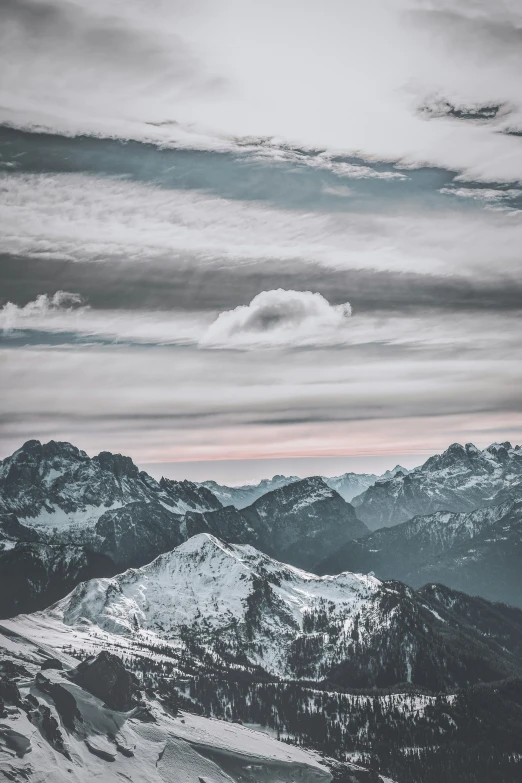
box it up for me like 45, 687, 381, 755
35, 673, 82, 730
84, 737, 116, 761
40, 658, 63, 671
72, 651, 137, 711
0, 725, 31, 757
39, 705, 70, 758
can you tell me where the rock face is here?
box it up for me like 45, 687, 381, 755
53, 533, 522, 691
0, 439, 222, 528
72, 651, 138, 711
0, 542, 117, 617
187, 477, 369, 570
316, 497, 522, 607
352, 441, 522, 529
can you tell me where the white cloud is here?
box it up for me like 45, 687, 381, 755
200, 289, 352, 348
1, 291, 87, 333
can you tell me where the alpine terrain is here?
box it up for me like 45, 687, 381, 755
352, 442, 522, 529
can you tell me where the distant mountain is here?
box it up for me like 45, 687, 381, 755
186, 476, 369, 570
379, 464, 411, 481
34, 533, 522, 692
0, 439, 222, 529
200, 466, 410, 508
352, 441, 522, 529
316, 496, 522, 607
322, 471, 378, 502
201, 474, 300, 509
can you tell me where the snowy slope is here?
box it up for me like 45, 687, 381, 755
0, 624, 335, 783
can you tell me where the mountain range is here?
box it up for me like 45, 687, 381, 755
318, 489, 522, 607
201, 466, 408, 509
3, 531, 522, 783
2, 436, 522, 781
351, 441, 522, 529
0, 440, 366, 615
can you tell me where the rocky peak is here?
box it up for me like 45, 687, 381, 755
255, 475, 334, 509
92, 451, 140, 479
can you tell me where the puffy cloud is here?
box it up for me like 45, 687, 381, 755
200, 289, 352, 349
1, 291, 86, 333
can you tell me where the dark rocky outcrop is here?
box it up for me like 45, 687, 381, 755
72, 651, 138, 711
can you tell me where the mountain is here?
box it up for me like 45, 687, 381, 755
201, 474, 300, 509
316, 497, 522, 607
0, 439, 223, 617
0, 439, 222, 528
322, 472, 378, 502
379, 465, 411, 481
0, 627, 348, 783
0, 441, 368, 614
200, 467, 408, 509
0, 542, 116, 616
32, 533, 522, 692
352, 441, 522, 529
5, 533, 522, 782
186, 476, 369, 570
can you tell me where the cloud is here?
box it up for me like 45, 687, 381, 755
5, 169, 522, 285
1, 291, 87, 333
200, 289, 352, 348
1, 1, 522, 182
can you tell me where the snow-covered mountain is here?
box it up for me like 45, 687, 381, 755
186, 476, 369, 570
0, 439, 222, 529
0, 442, 368, 614
0, 440, 224, 617
352, 441, 522, 529
26, 533, 522, 692
317, 496, 522, 607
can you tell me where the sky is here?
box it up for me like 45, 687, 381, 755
1, 0, 522, 483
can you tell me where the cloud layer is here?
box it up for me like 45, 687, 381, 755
1, 1, 522, 181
